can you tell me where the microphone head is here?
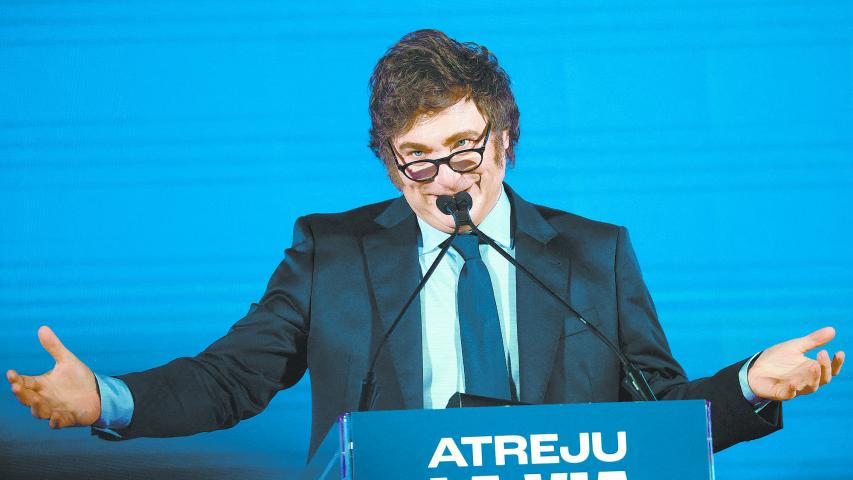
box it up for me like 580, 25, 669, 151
454, 191, 473, 211
436, 195, 455, 215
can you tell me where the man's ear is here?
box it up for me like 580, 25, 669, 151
501, 129, 510, 152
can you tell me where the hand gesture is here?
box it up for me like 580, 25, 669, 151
6, 326, 101, 428
748, 326, 845, 401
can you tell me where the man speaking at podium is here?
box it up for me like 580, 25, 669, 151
6, 30, 845, 460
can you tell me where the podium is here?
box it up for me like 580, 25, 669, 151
300, 399, 714, 479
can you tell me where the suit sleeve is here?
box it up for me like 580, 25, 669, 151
613, 226, 782, 452
94, 216, 315, 440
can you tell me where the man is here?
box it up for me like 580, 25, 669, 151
6, 29, 845, 461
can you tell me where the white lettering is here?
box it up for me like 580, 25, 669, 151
524, 474, 569, 480
428, 437, 468, 468
592, 432, 627, 463
471, 477, 500, 480
494, 435, 529, 466
559, 432, 590, 464
461, 436, 494, 467
570, 474, 589, 480
427, 431, 628, 472
530, 433, 560, 465
598, 471, 627, 480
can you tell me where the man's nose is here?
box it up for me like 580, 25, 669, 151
432, 163, 463, 186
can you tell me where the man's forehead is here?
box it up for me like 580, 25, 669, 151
394, 99, 486, 145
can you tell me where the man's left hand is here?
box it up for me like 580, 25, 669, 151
748, 326, 845, 401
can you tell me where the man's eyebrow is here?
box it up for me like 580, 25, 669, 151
397, 140, 432, 151
397, 129, 483, 151
443, 129, 482, 146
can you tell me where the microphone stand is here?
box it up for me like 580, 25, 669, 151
357, 204, 462, 411
449, 194, 657, 402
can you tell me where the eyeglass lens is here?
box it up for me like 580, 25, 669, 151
404, 150, 482, 181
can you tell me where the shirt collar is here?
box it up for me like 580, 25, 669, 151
416, 185, 513, 256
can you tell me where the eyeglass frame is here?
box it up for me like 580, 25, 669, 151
387, 123, 492, 182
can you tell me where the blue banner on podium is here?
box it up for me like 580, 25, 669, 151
305, 400, 714, 480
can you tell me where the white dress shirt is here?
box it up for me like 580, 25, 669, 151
416, 185, 519, 409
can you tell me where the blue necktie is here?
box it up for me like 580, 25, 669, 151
451, 234, 511, 400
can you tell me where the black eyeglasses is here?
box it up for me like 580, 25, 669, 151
388, 124, 491, 182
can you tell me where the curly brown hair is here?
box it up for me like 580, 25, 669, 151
368, 29, 520, 184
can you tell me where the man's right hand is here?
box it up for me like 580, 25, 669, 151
6, 326, 101, 429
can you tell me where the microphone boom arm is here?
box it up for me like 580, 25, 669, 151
465, 218, 657, 402
358, 200, 463, 411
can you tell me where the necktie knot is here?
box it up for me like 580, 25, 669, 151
451, 234, 481, 261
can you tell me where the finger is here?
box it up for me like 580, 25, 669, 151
773, 382, 797, 400
794, 326, 836, 353
30, 397, 51, 420
49, 412, 61, 429
818, 350, 832, 385
60, 410, 77, 428
6, 369, 19, 384
832, 351, 845, 376
31, 405, 49, 420
11, 384, 41, 407
49, 410, 75, 429
17, 374, 43, 392
9, 373, 44, 395
38, 326, 71, 364
783, 359, 820, 395
797, 362, 822, 394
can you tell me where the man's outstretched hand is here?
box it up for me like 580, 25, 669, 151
748, 326, 845, 401
6, 326, 101, 429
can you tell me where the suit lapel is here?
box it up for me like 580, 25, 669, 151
362, 197, 424, 409
359, 187, 604, 408
508, 186, 598, 404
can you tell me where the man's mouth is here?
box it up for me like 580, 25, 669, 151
425, 185, 474, 198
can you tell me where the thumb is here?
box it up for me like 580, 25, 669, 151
793, 326, 836, 353
38, 326, 71, 364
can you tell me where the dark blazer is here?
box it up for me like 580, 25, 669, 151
103, 185, 781, 458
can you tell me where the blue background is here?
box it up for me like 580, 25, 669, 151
1, 1, 851, 478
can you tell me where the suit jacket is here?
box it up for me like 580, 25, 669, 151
105, 184, 781, 458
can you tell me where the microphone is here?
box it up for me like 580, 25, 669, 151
443, 193, 657, 402
357, 195, 465, 411
439, 191, 474, 227
436, 195, 456, 215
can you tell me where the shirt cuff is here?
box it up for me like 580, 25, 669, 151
92, 373, 134, 430
738, 352, 771, 412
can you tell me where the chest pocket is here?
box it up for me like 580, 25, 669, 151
560, 305, 600, 338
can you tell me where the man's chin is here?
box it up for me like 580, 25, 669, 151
417, 208, 455, 233
435, 214, 457, 232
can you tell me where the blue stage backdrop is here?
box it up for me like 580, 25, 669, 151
1, 2, 851, 479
